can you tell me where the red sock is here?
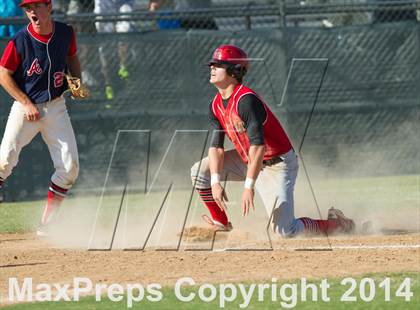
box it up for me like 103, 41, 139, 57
47, 182, 68, 208
197, 188, 228, 226
299, 217, 339, 234
48, 182, 68, 205
41, 183, 68, 225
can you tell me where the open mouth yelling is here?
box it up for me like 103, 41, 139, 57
31, 15, 40, 25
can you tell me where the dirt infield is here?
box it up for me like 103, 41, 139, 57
1, 230, 419, 306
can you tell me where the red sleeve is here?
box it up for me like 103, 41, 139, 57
0, 41, 21, 73
68, 28, 77, 57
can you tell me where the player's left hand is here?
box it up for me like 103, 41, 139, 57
241, 188, 255, 216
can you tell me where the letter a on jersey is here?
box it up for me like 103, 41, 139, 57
27, 58, 43, 76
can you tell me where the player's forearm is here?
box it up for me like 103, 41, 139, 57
66, 55, 81, 79
246, 145, 265, 180
0, 67, 32, 105
209, 147, 224, 175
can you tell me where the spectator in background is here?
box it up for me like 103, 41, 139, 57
65, 1, 97, 88
95, 0, 135, 101
51, 0, 67, 14
149, 0, 181, 29
149, 0, 217, 30
49, 1, 97, 87
51, 1, 96, 33
0, 0, 23, 38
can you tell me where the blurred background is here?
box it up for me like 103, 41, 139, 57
0, 0, 418, 201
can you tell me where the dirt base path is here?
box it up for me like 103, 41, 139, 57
1, 231, 419, 306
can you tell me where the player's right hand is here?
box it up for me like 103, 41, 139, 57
24, 103, 40, 121
211, 183, 228, 212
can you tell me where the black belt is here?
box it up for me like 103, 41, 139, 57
263, 156, 284, 166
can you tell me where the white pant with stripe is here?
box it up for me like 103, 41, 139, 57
0, 97, 79, 190
191, 148, 304, 237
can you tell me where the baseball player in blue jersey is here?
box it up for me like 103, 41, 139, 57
0, 0, 83, 236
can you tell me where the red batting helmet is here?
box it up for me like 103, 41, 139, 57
19, 0, 51, 8
209, 45, 249, 81
209, 44, 249, 70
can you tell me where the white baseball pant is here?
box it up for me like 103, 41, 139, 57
0, 97, 79, 189
191, 148, 304, 237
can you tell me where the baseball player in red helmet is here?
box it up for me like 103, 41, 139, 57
191, 44, 355, 237
0, 0, 83, 236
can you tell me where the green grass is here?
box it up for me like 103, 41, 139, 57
2, 273, 419, 309
0, 191, 169, 234
0, 200, 42, 233
315, 174, 419, 207
0, 174, 418, 234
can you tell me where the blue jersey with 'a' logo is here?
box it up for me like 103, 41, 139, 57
11, 21, 73, 104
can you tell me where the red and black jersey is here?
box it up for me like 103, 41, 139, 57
211, 84, 292, 163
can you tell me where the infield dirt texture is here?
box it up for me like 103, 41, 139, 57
0, 174, 419, 308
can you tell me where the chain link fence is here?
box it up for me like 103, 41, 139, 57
1, 1, 419, 32
0, 3, 418, 201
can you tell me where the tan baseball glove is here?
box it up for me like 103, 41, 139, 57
65, 74, 90, 99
